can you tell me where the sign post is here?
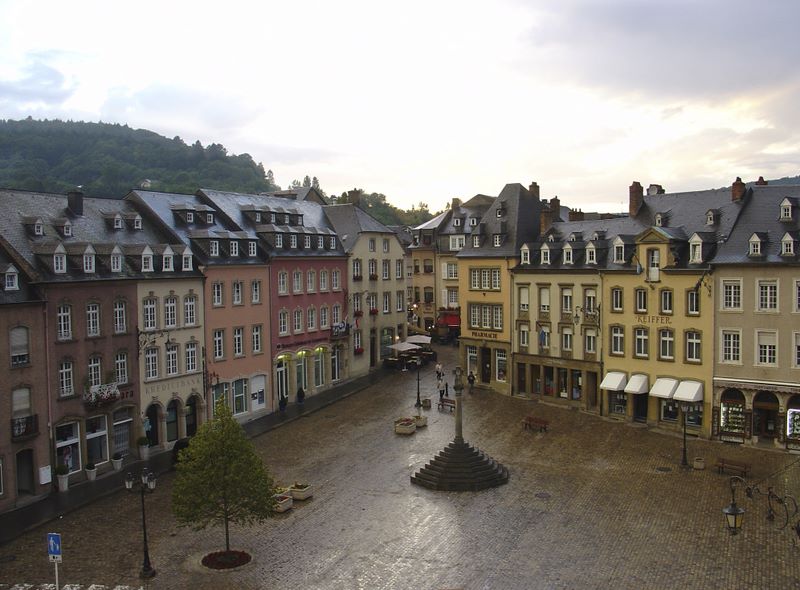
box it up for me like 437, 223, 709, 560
47, 532, 62, 588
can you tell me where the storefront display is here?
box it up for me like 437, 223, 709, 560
609, 391, 627, 416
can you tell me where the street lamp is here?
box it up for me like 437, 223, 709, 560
125, 469, 157, 578
414, 359, 422, 408
680, 402, 689, 468
722, 476, 746, 535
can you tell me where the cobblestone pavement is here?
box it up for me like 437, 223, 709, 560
2, 344, 799, 589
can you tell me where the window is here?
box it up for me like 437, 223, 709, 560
166, 343, 178, 375
84, 356, 99, 388
34, 220, 43, 235
382, 292, 391, 313
115, 352, 128, 383
83, 252, 95, 273
447, 289, 457, 308
721, 330, 741, 363
57, 304, 72, 340
59, 360, 74, 396
145, 348, 158, 380
450, 235, 465, 251
781, 200, 793, 220
685, 331, 701, 362
368, 238, 376, 252
381, 259, 390, 280
539, 325, 551, 349
470, 217, 478, 227
423, 287, 434, 304
5, 270, 18, 290
63, 222, 72, 237
290, 234, 298, 249
521, 248, 530, 264
307, 307, 317, 330
143, 298, 157, 330
635, 289, 647, 313
162, 253, 173, 272
293, 270, 302, 293
10, 326, 30, 366
690, 242, 702, 264
585, 329, 597, 354
634, 327, 648, 357
472, 235, 481, 248
797, 281, 800, 312
303, 235, 311, 249
749, 237, 761, 256
611, 326, 624, 355
210, 240, 219, 257
369, 259, 378, 277
756, 330, 777, 365
233, 327, 244, 356
520, 325, 530, 347
212, 283, 224, 306
782, 237, 795, 256
206, 213, 213, 224
660, 290, 673, 314
563, 247, 573, 264
54, 253, 66, 273
164, 296, 177, 328
539, 287, 550, 313
233, 379, 248, 414
184, 295, 196, 326
251, 280, 261, 303
294, 309, 303, 333
454, 217, 462, 227
185, 341, 197, 372
111, 253, 123, 273
541, 249, 550, 264
794, 333, 800, 368
659, 329, 674, 360
319, 271, 328, 291
187, 211, 195, 223
757, 280, 778, 311
213, 330, 224, 359
561, 288, 573, 313
86, 303, 100, 337
278, 271, 288, 294
134, 216, 143, 229
495, 350, 507, 381
141, 252, 153, 272
383, 238, 390, 253
396, 259, 403, 279
182, 253, 193, 270
519, 287, 529, 311
562, 328, 573, 351
493, 235, 502, 247
307, 271, 316, 292
314, 348, 326, 387
55, 422, 81, 473
278, 309, 289, 336
584, 289, 597, 313
249, 241, 257, 257
614, 244, 625, 263
252, 324, 263, 353
332, 269, 341, 290
587, 247, 596, 264
276, 233, 283, 248
687, 290, 700, 315
329, 236, 336, 249
318, 236, 324, 249
228, 281, 240, 305
706, 210, 715, 225
722, 280, 742, 310
320, 306, 329, 329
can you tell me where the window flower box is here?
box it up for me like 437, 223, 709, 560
352, 275, 363, 281
369, 308, 379, 315
354, 310, 364, 317
354, 347, 364, 355
369, 274, 378, 281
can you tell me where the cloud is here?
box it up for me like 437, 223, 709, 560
0, 59, 75, 108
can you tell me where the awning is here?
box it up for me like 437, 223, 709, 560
674, 380, 704, 403
624, 373, 649, 395
600, 371, 627, 391
650, 378, 679, 399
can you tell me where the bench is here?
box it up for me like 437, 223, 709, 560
437, 398, 455, 412
522, 416, 549, 432
714, 457, 751, 477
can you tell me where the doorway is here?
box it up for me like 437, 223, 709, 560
480, 347, 491, 383
753, 391, 779, 439
145, 404, 160, 446
16, 449, 35, 495
633, 394, 648, 423
517, 363, 527, 395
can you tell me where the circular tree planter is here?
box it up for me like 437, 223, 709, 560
202, 550, 252, 570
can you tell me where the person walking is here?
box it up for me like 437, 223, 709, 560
467, 371, 476, 393
438, 377, 445, 401
435, 361, 443, 381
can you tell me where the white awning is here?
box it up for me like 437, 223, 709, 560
600, 371, 627, 391
624, 373, 649, 395
674, 380, 704, 403
650, 378, 679, 399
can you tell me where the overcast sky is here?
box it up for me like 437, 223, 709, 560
1, 0, 799, 212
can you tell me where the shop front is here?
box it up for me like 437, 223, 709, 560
716, 388, 748, 443
600, 371, 627, 418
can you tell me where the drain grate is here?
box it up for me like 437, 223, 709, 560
535, 492, 551, 499
656, 466, 672, 473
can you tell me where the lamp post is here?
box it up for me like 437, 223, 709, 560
722, 476, 746, 535
125, 469, 157, 578
680, 402, 689, 468
414, 360, 422, 408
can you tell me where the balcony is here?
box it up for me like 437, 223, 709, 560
11, 414, 39, 440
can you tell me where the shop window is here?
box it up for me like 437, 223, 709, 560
660, 400, 679, 422
55, 422, 81, 473
609, 392, 627, 416
85, 416, 108, 465
496, 350, 507, 382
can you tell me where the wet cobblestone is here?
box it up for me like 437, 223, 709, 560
1, 345, 799, 589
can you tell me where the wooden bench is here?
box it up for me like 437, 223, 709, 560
437, 398, 455, 412
522, 416, 549, 432
714, 457, 751, 477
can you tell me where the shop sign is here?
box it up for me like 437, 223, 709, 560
331, 322, 350, 339
635, 315, 672, 325
471, 331, 498, 339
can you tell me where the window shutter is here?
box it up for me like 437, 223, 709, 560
10, 327, 28, 356
12, 387, 30, 415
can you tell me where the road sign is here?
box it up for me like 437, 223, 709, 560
47, 532, 62, 563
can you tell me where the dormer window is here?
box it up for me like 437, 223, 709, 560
290, 234, 298, 249
5, 266, 18, 291
568, 234, 576, 242
187, 211, 194, 223
493, 235, 502, 247
521, 247, 530, 264
780, 198, 793, 221
249, 241, 257, 256
270, 212, 276, 224
206, 213, 214, 224
329, 236, 336, 249
613, 244, 625, 263
133, 215, 142, 230
54, 245, 66, 274
182, 253, 193, 271
454, 218, 462, 227
230, 241, 239, 257
162, 250, 174, 272
781, 233, 795, 256
547, 234, 555, 243
541, 247, 550, 265
496, 208, 504, 218
210, 240, 219, 256
706, 210, 716, 226
654, 213, 663, 227
317, 236, 324, 249
470, 217, 477, 226
63, 221, 72, 237
304, 235, 311, 249
114, 215, 123, 229
255, 212, 261, 223
472, 235, 481, 248
276, 233, 284, 248
586, 246, 596, 264
284, 214, 290, 225
563, 246, 573, 265
141, 247, 153, 272
83, 250, 95, 273
690, 242, 702, 264
111, 250, 123, 273
34, 221, 43, 235
749, 235, 762, 256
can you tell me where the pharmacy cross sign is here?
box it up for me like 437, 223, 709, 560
47, 532, 62, 563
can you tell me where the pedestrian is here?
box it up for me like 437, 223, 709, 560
438, 377, 445, 400
435, 361, 443, 380
279, 390, 288, 413
297, 387, 305, 405
467, 371, 476, 393
445, 382, 449, 397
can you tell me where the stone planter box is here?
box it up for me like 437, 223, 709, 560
413, 415, 428, 428
86, 468, 97, 481
112, 457, 123, 471
289, 484, 313, 501
421, 398, 431, 409
57, 473, 69, 492
693, 457, 705, 470
395, 418, 416, 435
274, 494, 293, 512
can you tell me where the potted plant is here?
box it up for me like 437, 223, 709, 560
288, 481, 313, 501
273, 492, 293, 512
85, 462, 97, 481
137, 436, 151, 460
112, 452, 124, 471
54, 464, 70, 492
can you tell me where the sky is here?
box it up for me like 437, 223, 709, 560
1, 0, 799, 213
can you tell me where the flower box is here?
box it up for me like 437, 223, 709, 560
354, 347, 364, 355
354, 310, 364, 317
413, 415, 428, 428
274, 493, 293, 512
369, 274, 378, 281
353, 275, 363, 282
394, 417, 416, 435
369, 309, 379, 315
289, 483, 313, 500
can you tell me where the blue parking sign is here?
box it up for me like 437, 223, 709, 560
47, 532, 62, 562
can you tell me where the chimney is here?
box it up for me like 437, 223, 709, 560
629, 181, 643, 217
540, 204, 553, 234
731, 177, 746, 202
451, 197, 461, 209
568, 208, 585, 221
347, 189, 361, 208
755, 176, 768, 185
528, 181, 540, 199
67, 190, 84, 216
549, 196, 561, 221
647, 184, 665, 195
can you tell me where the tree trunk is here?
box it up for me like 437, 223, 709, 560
224, 514, 230, 552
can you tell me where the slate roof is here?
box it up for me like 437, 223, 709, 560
0, 244, 41, 305
323, 204, 395, 253
714, 184, 800, 264
439, 195, 497, 237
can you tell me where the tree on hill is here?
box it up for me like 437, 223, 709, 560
172, 401, 277, 553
